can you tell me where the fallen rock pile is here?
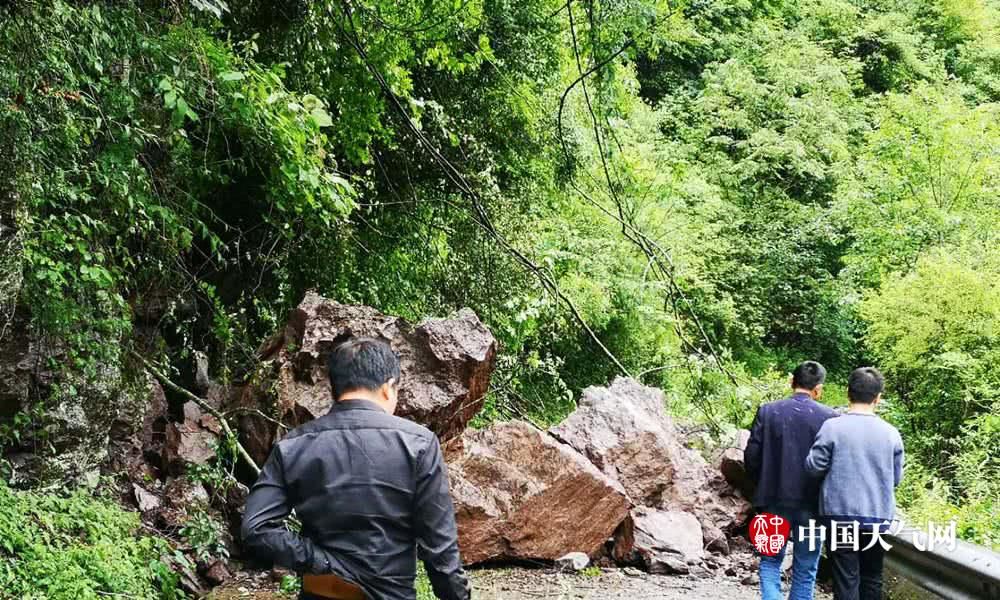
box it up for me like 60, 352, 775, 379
20, 293, 756, 593
448, 376, 754, 576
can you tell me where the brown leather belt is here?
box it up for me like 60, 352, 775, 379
302, 574, 366, 600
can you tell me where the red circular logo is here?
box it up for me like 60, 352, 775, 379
750, 512, 791, 556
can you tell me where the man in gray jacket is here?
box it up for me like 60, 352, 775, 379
242, 337, 471, 600
806, 367, 904, 600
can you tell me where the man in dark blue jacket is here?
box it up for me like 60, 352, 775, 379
745, 361, 838, 600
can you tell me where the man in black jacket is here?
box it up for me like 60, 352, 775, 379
745, 361, 837, 600
242, 337, 471, 600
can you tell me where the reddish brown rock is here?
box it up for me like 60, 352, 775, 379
446, 420, 630, 565
234, 293, 496, 465
164, 401, 218, 473
203, 559, 232, 586
106, 375, 169, 486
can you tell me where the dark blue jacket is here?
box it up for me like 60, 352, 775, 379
744, 392, 838, 512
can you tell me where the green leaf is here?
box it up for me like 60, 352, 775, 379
220, 71, 245, 81
310, 108, 333, 128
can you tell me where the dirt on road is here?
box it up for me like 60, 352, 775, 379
209, 565, 834, 600
470, 567, 833, 600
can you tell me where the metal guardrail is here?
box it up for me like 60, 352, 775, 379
884, 527, 1000, 599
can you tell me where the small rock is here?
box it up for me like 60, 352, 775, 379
165, 552, 205, 596
741, 572, 760, 586
133, 484, 162, 513
555, 552, 590, 572
204, 559, 231, 586
164, 477, 210, 508
194, 351, 211, 394
623, 567, 645, 577
649, 552, 690, 575
702, 523, 730, 556
725, 566, 737, 576
688, 564, 713, 578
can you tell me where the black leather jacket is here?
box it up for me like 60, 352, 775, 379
241, 399, 470, 600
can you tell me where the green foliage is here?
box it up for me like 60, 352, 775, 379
180, 509, 230, 564
838, 83, 1000, 286
3, 1, 351, 385
0, 482, 183, 599
862, 248, 1000, 468
863, 247, 1000, 546
416, 563, 435, 600
5, 0, 1000, 557
279, 573, 302, 596
896, 458, 1000, 550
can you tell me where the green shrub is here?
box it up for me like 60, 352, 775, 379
416, 563, 434, 600
896, 459, 1000, 550
0, 483, 183, 599
180, 509, 230, 565
862, 248, 1000, 471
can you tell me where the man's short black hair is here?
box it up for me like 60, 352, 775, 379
327, 337, 401, 400
792, 361, 827, 390
848, 367, 885, 404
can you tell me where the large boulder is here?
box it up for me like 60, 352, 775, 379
552, 378, 751, 544
613, 508, 703, 574
233, 292, 496, 464
445, 420, 631, 565
550, 377, 683, 506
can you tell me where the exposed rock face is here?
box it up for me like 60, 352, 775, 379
445, 420, 631, 565
234, 293, 496, 464
0, 310, 143, 486
613, 508, 703, 574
